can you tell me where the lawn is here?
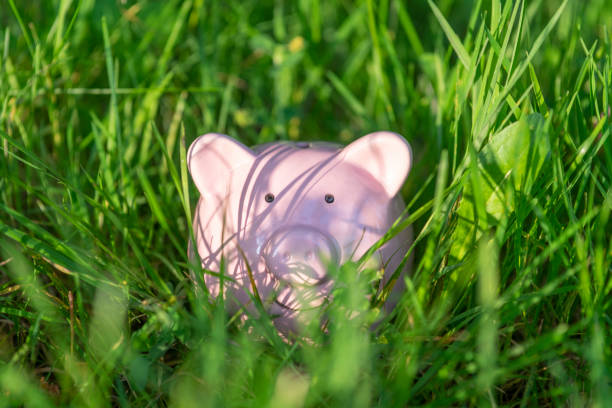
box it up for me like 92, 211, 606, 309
0, 0, 611, 406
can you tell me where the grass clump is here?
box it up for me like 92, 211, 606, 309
1, 0, 611, 406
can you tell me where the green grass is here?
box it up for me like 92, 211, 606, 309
1, 0, 611, 406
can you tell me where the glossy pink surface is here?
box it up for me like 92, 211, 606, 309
187, 131, 413, 332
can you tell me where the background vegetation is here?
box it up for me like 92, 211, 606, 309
1, 0, 611, 406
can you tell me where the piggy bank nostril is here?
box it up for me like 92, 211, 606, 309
282, 252, 291, 262
305, 251, 313, 260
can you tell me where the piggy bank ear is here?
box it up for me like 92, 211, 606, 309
187, 133, 255, 197
342, 131, 412, 197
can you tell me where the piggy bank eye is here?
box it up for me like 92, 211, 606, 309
265, 193, 275, 203
324, 194, 334, 204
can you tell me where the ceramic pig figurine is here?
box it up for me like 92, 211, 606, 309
187, 132, 413, 332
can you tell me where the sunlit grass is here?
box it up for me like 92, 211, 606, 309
1, 0, 611, 406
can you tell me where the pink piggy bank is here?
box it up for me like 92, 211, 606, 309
187, 131, 412, 332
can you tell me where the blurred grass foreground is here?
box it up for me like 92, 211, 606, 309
1, 0, 611, 406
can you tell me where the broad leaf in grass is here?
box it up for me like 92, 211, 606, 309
449, 113, 551, 264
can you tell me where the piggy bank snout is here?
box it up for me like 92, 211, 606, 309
262, 226, 340, 287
